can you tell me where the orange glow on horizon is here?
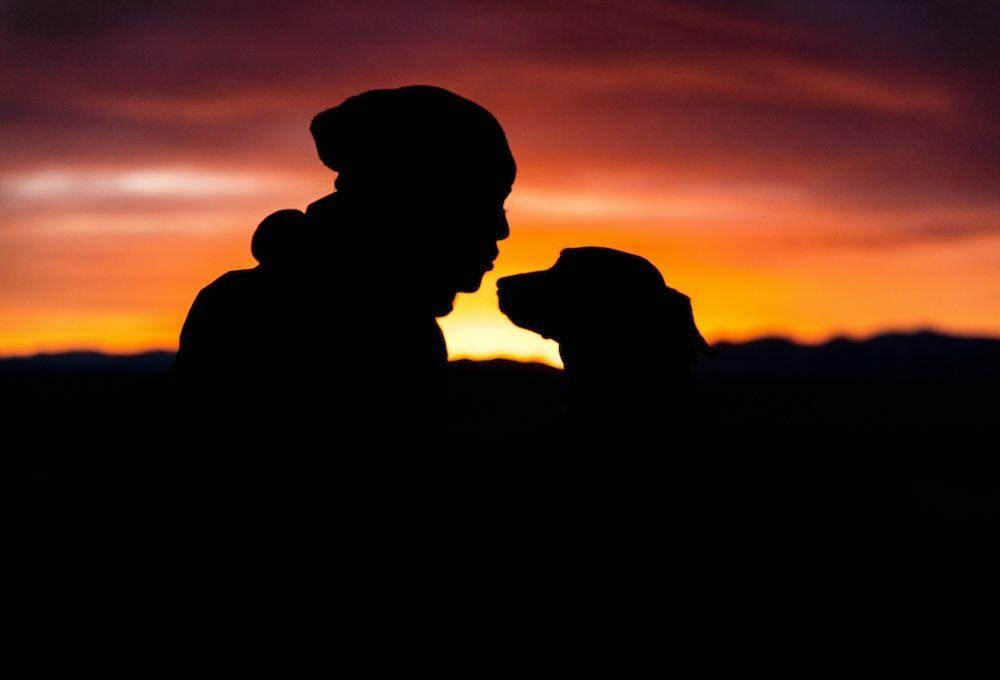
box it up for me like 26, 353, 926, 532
2, 172, 998, 365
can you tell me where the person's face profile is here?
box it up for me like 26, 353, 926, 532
429, 181, 511, 295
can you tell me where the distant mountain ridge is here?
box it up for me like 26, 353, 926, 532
700, 331, 1000, 381
0, 351, 174, 375
2, 331, 997, 379
6, 333, 999, 505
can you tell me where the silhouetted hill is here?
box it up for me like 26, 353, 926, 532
448, 358, 564, 433
5, 331, 995, 381
2, 332, 997, 438
691, 331, 1000, 438
6, 333, 998, 515
0, 350, 174, 376
702, 331, 1000, 381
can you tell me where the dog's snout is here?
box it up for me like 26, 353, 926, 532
497, 271, 553, 338
497, 273, 528, 288
496, 276, 517, 312
498, 271, 544, 287
497, 272, 536, 304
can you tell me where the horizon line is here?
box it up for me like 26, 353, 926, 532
3, 326, 998, 364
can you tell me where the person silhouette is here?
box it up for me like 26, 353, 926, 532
175, 86, 515, 434
301, 85, 515, 427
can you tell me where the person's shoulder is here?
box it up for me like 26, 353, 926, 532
194, 268, 259, 303
306, 193, 337, 219
213, 267, 257, 284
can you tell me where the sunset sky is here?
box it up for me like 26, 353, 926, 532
2, 1, 998, 365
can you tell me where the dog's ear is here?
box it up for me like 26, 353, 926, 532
688, 308, 716, 358
657, 288, 715, 362
679, 296, 716, 359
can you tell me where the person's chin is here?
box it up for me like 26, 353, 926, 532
432, 301, 454, 317
430, 271, 487, 316
432, 295, 457, 317
456, 271, 488, 293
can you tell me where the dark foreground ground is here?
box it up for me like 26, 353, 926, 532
4, 331, 999, 517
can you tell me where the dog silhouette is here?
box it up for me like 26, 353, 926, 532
497, 247, 711, 432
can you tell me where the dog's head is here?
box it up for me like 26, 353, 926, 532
497, 247, 712, 366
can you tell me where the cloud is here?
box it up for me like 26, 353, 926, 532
2, 168, 285, 200
3, 0, 993, 206
826, 222, 1000, 250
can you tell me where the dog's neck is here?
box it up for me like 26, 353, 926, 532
559, 343, 693, 421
